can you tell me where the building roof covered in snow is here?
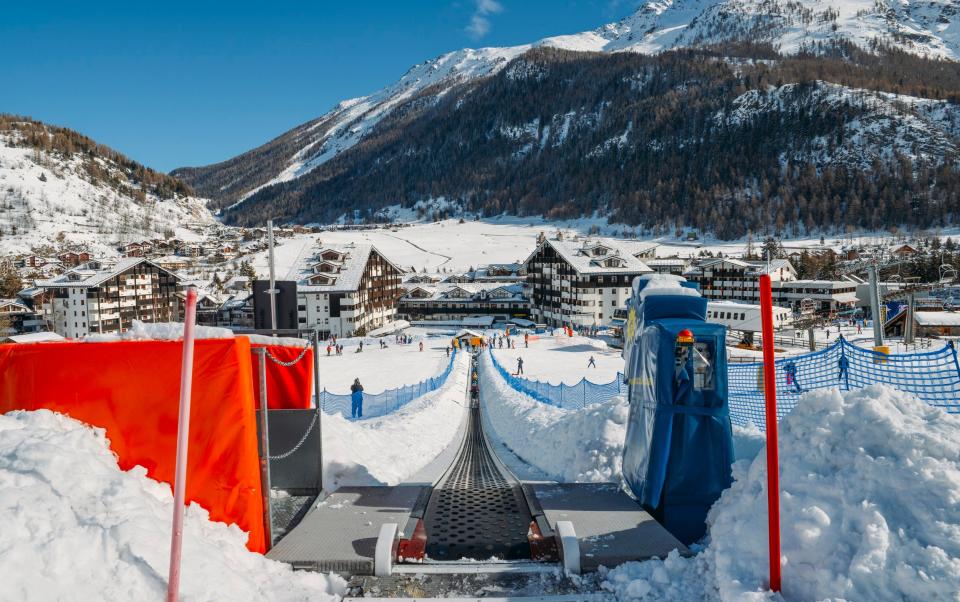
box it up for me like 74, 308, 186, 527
525, 237, 653, 275
290, 244, 403, 294
34, 258, 179, 289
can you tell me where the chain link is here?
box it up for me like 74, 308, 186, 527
268, 410, 319, 460
264, 334, 314, 366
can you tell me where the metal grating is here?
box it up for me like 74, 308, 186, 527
424, 365, 533, 561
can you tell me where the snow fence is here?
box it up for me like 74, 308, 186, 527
490, 339, 960, 428
319, 348, 458, 419
487, 349, 624, 409
728, 337, 960, 429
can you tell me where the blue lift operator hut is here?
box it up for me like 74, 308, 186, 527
621, 275, 736, 545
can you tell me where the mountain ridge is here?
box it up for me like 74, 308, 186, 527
171, 2, 960, 238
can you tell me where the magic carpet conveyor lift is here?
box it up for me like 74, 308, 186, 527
266, 348, 691, 579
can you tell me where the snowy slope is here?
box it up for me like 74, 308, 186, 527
178, 0, 960, 211
0, 122, 214, 257
719, 80, 960, 168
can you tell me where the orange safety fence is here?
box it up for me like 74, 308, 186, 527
249, 343, 314, 410
0, 338, 267, 553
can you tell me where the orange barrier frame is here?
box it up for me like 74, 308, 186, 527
249, 343, 314, 410
0, 338, 267, 553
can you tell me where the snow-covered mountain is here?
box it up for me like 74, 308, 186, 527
175, 0, 960, 213
540, 0, 960, 58
0, 116, 214, 256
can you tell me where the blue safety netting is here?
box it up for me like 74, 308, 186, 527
320, 349, 458, 419
728, 338, 960, 429
487, 349, 625, 410
490, 340, 960, 425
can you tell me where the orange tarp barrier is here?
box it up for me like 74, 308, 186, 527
0, 338, 266, 553
250, 344, 314, 410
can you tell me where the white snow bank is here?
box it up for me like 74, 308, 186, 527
478, 351, 627, 482
603, 385, 960, 601
84, 320, 235, 342
0, 410, 345, 601
637, 273, 699, 300
322, 352, 469, 490
82, 321, 311, 347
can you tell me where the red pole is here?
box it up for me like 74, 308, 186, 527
167, 286, 198, 602
759, 274, 782, 592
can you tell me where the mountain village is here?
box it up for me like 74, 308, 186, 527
4, 1, 960, 601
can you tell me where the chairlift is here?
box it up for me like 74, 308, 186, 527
940, 264, 957, 285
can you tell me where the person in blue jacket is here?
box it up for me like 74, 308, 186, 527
350, 378, 364, 418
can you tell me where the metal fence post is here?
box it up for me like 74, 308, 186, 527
255, 348, 274, 551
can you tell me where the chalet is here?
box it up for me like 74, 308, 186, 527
0, 299, 37, 335
893, 244, 919, 257
290, 244, 404, 337
885, 310, 960, 338
57, 251, 91, 267
524, 236, 653, 328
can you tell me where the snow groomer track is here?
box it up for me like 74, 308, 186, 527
267, 351, 687, 591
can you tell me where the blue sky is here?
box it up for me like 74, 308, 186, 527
0, 1, 636, 172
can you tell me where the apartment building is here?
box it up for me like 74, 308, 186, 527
292, 244, 403, 337
684, 258, 858, 313
524, 236, 653, 327
35, 258, 181, 338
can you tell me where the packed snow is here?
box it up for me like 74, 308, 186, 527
0, 410, 345, 601
314, 332, 452, 394
478, 350, 628, 482
321, 351, 469, 490
489, 332, 624, 385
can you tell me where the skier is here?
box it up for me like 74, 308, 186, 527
516, 357, 524, 375
359, 340, 363, 352
350, 378, 364, 419
856, 322, 862, 335
783, 361, 801, 393
838, 354, 849, 385
446, 345, 451, 357
498, 337, 503, 349
419, 341, 424, 352
326, 344, 332, 356
587, 356, 596, 368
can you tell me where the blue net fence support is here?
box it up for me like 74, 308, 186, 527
320, 349, 458, 419
728, 338, 960, 429
487, 349, 625, 410
490, 340, 960, 427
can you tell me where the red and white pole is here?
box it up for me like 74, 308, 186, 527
758, 274, 782, 592
167, 286, 198, 602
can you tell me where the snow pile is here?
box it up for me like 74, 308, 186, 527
0, 410, 345, 601
322, 352, 469, 490
604, 385, 960, 601
478, 351, 628, 482
84, 320, 235, 342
